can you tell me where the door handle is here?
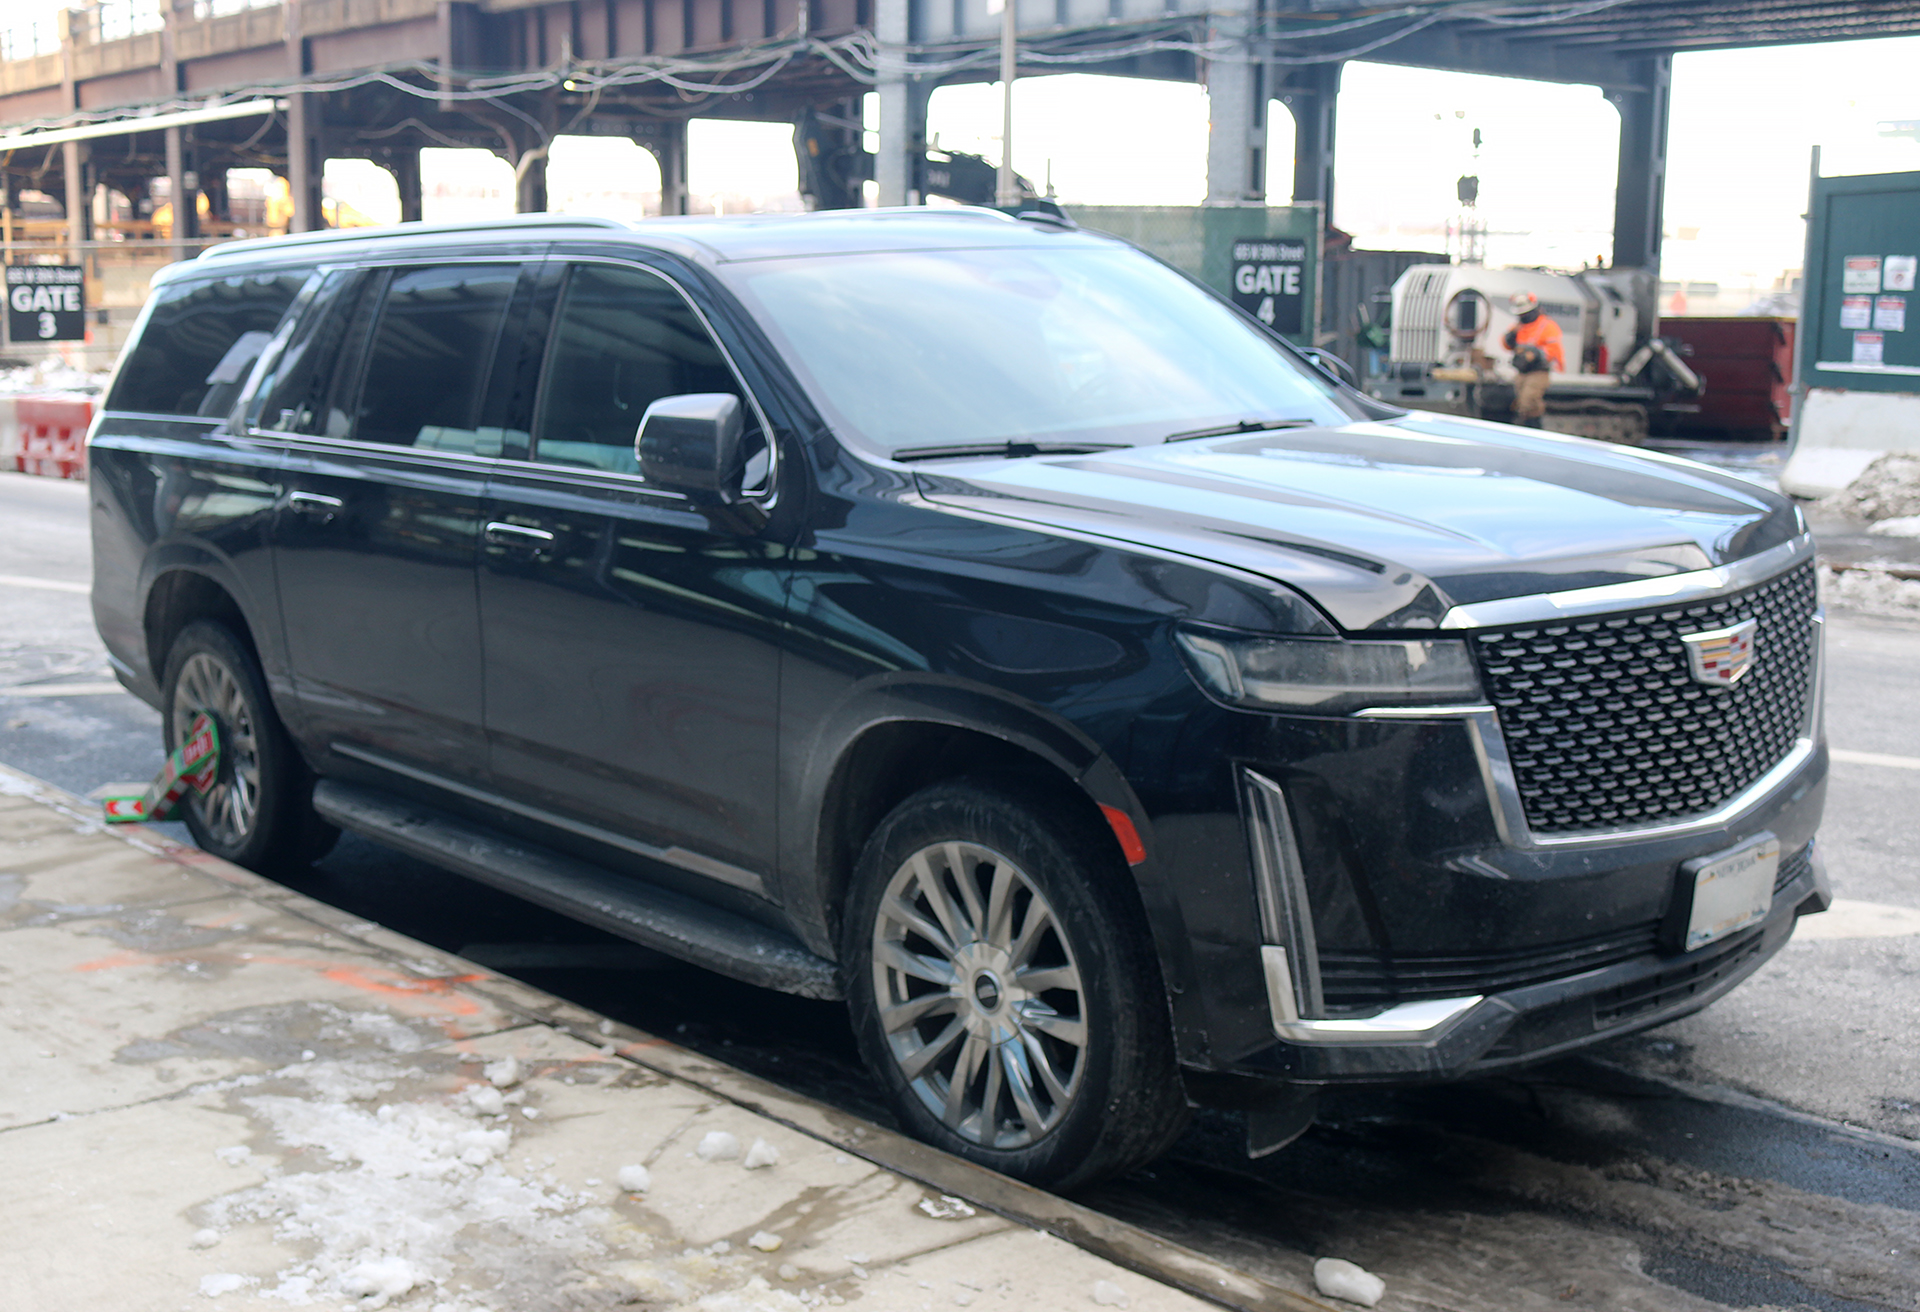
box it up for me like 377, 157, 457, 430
286, 491, 344, 519
485, 522, 556, 549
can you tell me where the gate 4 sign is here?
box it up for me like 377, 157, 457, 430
1231, 238, 1306, 335
6, 265, 86, 342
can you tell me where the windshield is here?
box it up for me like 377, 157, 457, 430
717, 242, 1366, 456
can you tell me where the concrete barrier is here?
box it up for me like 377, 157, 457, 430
1780, 387, 1920, 499
2, 393, 92, 479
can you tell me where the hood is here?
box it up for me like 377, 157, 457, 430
913, 411, 1803, 632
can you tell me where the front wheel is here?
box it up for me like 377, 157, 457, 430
842, 782, 1187, 1190
162, 621, 336, 870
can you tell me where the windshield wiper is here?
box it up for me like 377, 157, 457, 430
892, 440, 1131, 462
1163, 418, 1315, 443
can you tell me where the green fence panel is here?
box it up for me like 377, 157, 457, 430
1802, 169, 1920, 393
1070, 205, 1323, 347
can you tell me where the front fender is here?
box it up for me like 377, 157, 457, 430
776, 671, 1209, 1065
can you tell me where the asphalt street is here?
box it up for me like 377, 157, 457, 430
4, 466, 1918, 1311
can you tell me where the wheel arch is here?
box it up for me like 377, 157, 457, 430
144, 568, 255, 683
782, 681, 1204, 1060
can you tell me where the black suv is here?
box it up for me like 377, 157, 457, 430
90, 210, 1829, 1188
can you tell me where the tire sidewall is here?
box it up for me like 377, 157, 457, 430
842, 782, 1164, 1190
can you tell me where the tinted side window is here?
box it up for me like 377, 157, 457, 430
352, 264, 518, 451
534, 263, 740, 475
110, 272, 306, 417
248, 268, 377, 438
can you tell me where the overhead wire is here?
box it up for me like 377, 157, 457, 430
0, 0, 1658, 148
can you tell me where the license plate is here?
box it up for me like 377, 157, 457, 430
1684, 835, 1780, 951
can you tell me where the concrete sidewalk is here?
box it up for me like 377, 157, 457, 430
0, 763, 1333, 1312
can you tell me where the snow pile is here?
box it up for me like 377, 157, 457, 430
1824, 565, 1920, 617
0, 358, 110, 395
194, 1057, 824, 1311
1312, 1257, 1385, 1308
203, 1069, 582, 1309
1831, 453, 1920, 523
1866, 515, 1920, 539
696, 1130, 741, 1162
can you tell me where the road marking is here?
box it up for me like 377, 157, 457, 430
1796, 898, 1920, 940
1, 681, 128, 698
1830, 747, 1920, 771
0, 573, 88, 594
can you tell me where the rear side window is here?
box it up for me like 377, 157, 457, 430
110, 272, 307, 417
534, 263, 741, 475
350, 264, 518, 452
248, 268, 377, 438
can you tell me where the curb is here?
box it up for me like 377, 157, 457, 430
0, 761, 1340, 1312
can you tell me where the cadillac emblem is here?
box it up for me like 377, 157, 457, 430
1680, 618, 1758, 688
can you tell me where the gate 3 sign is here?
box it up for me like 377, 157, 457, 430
6, 265, 86, 342
1231, 238, 1306, 334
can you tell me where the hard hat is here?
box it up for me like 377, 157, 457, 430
1508, 290, 1540, 315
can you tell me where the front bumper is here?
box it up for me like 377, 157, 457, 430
1227, 840, 1828, 1082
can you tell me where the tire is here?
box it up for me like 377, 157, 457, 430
161, 621, 337, 870
842, 781, 1188, 1190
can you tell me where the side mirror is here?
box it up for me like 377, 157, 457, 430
636, 393, 744, 501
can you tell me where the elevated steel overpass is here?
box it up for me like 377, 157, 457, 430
2, 0, 1918, 271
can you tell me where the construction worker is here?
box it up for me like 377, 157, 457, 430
1502, 291, 1564, 428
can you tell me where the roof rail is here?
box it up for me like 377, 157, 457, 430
197, 213, 632, 261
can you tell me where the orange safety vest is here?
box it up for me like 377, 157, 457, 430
1511, 315, 1565, 372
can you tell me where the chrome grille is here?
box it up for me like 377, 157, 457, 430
1470, 561, 1818, 835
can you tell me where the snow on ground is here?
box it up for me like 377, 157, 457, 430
0, 359, 111, 395
1827, 453, 1920, 524
1823, 565, 1920, 617
192, 1050, 819, 1311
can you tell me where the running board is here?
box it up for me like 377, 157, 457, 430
311, 780, 842, 1000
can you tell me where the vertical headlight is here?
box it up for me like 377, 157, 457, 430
1176, 625, 1483, 714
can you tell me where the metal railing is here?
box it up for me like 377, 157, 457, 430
0, 19, 63, 62
73, 1, 166, 46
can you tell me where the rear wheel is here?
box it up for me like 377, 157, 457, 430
843, 781, 1187, 1189
162, 621, 336, 870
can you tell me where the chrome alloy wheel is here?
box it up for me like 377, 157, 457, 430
169, 652, 261, 848
871, 840, 1088, 1149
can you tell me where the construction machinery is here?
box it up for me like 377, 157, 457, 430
1370, 263, 1702, 444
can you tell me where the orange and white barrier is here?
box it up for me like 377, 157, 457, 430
0, 393, 92, 479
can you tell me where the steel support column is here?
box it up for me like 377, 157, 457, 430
387, 146, 423, 223
1608, 55, 1670, 272
164, 127, 194, 252
514, 141, 548, 213
62, 140, 90, 260
648, 121, 689, 216
287, 95, 322, 232
287, 1, 322, 232
1205, 12, 1265, 205
1280, 61, 1340, 222
874, 0, 929, 206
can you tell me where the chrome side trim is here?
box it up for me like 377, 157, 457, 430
1262, 961, 1485, 1044
1353, 703, 1496, 720
1245, 775, 1487, 1044
1438, 535, 1814, 630
1242, 771, 1322, 1018
330, 743, 767, 896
